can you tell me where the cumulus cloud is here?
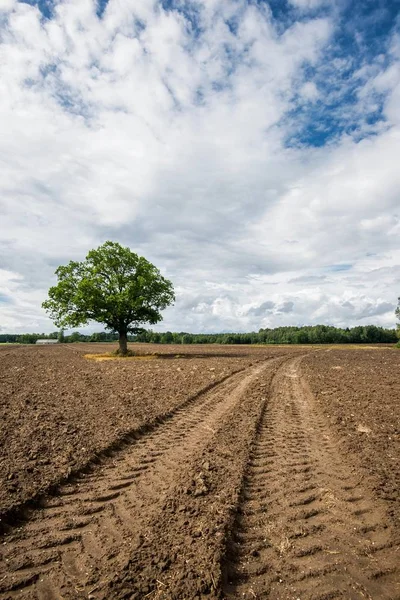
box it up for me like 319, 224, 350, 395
0, 0, 399, 333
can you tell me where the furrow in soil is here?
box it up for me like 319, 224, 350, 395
223, 356, 400, 600
0, 360, 269, 600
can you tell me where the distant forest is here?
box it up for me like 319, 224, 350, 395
1, 324, 398, 345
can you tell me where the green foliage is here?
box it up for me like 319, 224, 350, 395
127, 324, 397, 345
42, 242, 175, 342
0, 331, 116, 344
69, 331, 82, 343
161, 331, 173, 344
16, 333, 40, 344
1, 323, 397, 346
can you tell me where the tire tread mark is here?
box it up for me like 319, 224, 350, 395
0, 361, 273, 598
222, 356, 399, 600
0, 362, 257, 535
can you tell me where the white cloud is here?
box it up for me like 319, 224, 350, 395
0, 0, 399, 334
0, 0, 15, 11
300, 81, 319, 101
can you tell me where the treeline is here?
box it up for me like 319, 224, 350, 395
1, 324, 397, 346
0, 331, 119, 344
134, 324, 398, 345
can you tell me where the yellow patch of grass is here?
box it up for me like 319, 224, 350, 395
251, 344, 395, 350
326, 344, 394, 350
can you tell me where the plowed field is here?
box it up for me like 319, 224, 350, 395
0, 344, 399, 599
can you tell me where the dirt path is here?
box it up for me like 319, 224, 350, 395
0, 360, 271, 599
223, 356, 399, 600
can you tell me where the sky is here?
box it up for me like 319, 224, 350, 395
0, 0, 400, 334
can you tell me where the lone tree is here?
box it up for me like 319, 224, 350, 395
42, 241, 175, 355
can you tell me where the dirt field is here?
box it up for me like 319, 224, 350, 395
0, 344, 399, 599
302, 348, 400, 542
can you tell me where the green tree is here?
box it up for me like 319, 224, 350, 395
42, 241, 175, 355
69, 331, 82, 343
161, 331, 173, 344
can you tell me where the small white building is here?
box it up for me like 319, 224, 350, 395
36, 339, 59, 345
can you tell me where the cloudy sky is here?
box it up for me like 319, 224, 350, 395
1, 0, 400, 334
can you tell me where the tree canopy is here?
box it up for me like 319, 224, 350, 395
42, 241, 175, 354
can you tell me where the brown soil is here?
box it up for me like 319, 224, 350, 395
301, 348, 400, 541
0, 343, 300, 518
0, 345, 398, 599
223, 354, 399, 600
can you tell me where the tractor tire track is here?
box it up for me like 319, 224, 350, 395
0, 360, 272, 599
223, 356, 400, 600
0, 362, 254, 533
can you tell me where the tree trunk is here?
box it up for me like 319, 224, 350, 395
119, 331, 128, 355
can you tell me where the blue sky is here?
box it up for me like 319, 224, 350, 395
0, 0, 399, 332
